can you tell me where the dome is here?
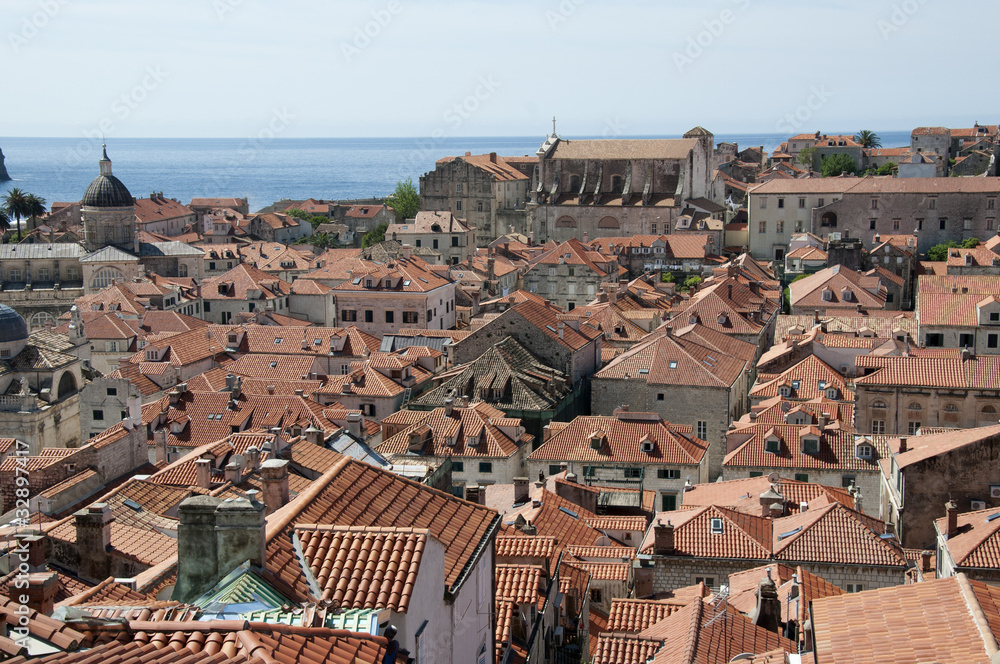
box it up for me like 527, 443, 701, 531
82, 174, 133, 208
0, 305, 28, 343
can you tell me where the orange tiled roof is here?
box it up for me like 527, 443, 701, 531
724, 424, 886, 472
495, 535, 557, 560
750, 355, 853, 401
682, 475, 855, 515
606, 598, 690, 633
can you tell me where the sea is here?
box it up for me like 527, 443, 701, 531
0, 131, 914, 214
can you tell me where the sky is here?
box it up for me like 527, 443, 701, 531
3, 0, 997, 138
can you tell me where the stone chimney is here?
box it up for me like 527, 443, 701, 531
653, 520, 675, 555
173, 494, 266, 603
245, 446, 261, 472
305, 423, 324, 446
24, 572, 59, 615
444, 397, 454, 417
759, 486, 784, 518
21, 534, 47, 572
224, 462, 242, 485
195, 458, 213, 489
946, 500, 959, 539
898, 436, 907, 453
153, 429, 168, 464
749, 568, 782, 633
920, 550, 932, 573
74, 503, 113, 583
260, 459, 290, 514
346, 412, 363, 439
513, 477, 529, 505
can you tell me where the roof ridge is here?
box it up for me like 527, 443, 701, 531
955, 573, 1000, 659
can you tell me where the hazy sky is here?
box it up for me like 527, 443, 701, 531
3, 0, 996, 138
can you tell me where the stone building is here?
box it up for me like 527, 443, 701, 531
747, 179, 857, 261
591, 324, 756, 480
134, 193, 197, 237
81, 146, 138, 254
855, 353, 1000, 435
522, 238, 619, 311
387, 211, 475, 266
419, 152, 535, 242
917, 275, 1000, 352
528, 128, 720, 244
934, 504, 1000, 585
879, 424, 1000, 548
787, 265, 890, 315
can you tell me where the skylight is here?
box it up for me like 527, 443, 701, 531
418, 277, 428, 283
352, 277, 362, 285
559, 507, 579, 519
123, 499, 143, 512
274, 338, 283, 344
778, 526, 802, 540
668, 361, 678, 369
638, 369, 649, 374
988, 513, 1000, 522
270, 362, 278, 368
403, 280, 411, 286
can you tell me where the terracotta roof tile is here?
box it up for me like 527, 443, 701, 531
495, 535, 558, 560
606, 598, 690, 633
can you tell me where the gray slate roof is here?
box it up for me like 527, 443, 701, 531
0, 244, 86, 260
139, 241, 205, 257
80, 245, 139, 263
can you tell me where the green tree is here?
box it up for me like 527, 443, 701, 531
876, 162, 897, 176
386, 177, 419, 222
25, 194, 46, 231
0, 208, 9, 237
660, 271, 675, 284
682, 275, 702, 291
853, 130, 882, 148
362, 222, 387, 248
821, 153, 857, 177
797, 147, 817, 170
1, 187, 30, 234
926, 240, 976, 261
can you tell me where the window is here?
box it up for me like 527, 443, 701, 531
749, 471, 764, 477
917, 218, 923, 230
799, 198, 806, 209
657, 393, 665, 401
818, 198, 825, 207
759, 198, 767, 209
363, 404, 377, 417
696, 421, 707, 439
765, 438, 780, 454
776, 220, 784, 234
940, 218, 946, 230
624, 467, 642, 479
802, 437, 820, 454
477, 201, 483, 212
479, 461, 493, 473
794, 473, 809, 482
455, 201, 462, 211
661, 493, 677, 511
7, 269, 20, 282
925, 333, 944, 347
91, 268, 124, 290
929, 198, 936, 210
960, 333, 974, 347
709, 518, 724, 534
758, 221, 766, 234
989, 198, 995, 210
856, 444, 873, 459
341, 310, 357, 322
657, 469, 681, 479
549, 464, 561, 476
872, 420, 886, 435
871, 198, 878, 210
415, 239, 421, 247
456, 183, 462, 193
695, 576, 716, 588
106, 387, 118, 396
92, 409, 104, 421
870, 219, 877, 230
651, 223, 657, 234
846, 584, 864, 593
364, 310, 373, 323
590, 588, 602, 603
209, 262, 216, 270
427, 309, 433, 321
907, 421, 920, 435
105, 341, 119, 352
777, 198, 785, 209
964, 218, 973, 231
403, 311, 418, 324
992, 312, 1000, 322
204, 302, 211, 312
385, 311, 394, 324
841, 475, 856, 488
893, 219, 900, 231
989, 334, 998, 349
568, 267, 575, 277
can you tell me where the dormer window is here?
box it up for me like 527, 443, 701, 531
822, 288, 833, 302
856, 444, 873, 460
765, 437, 781, 454
802, 437, 820, 455
710, 518, 724, 534
641, 435, 655, 453
826, 387, 839, 399
791, 380, 800, 390
779, 385, 791, 397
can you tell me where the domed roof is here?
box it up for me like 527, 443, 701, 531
0, 305, 28, 343
82, 174, 133, 208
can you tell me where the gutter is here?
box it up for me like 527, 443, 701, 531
449, 511, 501, 597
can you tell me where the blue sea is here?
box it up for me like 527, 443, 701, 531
0, 131, 913, 213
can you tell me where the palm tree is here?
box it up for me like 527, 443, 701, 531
0, 208, 9, 239
853, 130, 882, 149
24, 194, 46, 231
1, 187, 30, 236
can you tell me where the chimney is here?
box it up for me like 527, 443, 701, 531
195, 458, 213, 489
759, 486, 784, 518
21, 534, 47, 572
305, 424, 324, 445
401, 244, 412, 260
245, 446, 261, 472
489, 152, 497, 163
946, 500, 959, 539
557, 321, 565, 340
962, 347, 972, 362
565, 472, 577, 483
521, 523, 537, 536
465, 485, 480, 504
444, 397, 454, 417
653, 520, 675, 555
898, 436, 907, 453
168, 389, 181, 406
260, 459, 290, 514
173, 494, 266, 603
154, 429, 168, 464
749, 568, 782, 634
74, 503, 112, 583
24, 572, 59, 615
513, 477, 529, 505
224, 461, 241, 485
346, 412, 363, 439
920, 550, 932, 573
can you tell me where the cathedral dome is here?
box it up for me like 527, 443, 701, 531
0, 305, 28, 344
82, 174, 133, 208
82, 146, 133, 208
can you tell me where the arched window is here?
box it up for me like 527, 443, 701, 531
598, 216, 620, 229
91, 268, 125, 290
570, 175, 581, 192
28, 312, 55, 330
979, 405, 998, 426
908, 402, 922, 411
556, 216, 577, 228
871, 400, 887, 410
179, 263, 189, 277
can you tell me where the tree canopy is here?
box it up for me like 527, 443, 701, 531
385, 178, 419, 222
1, 187, 30, 232
853, 130, 882, 148
926, 238, 981, 261
820, 153, 857, 177
797, 147, 817, 169
362, 222, 388, 248
286, 208, 330, 230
